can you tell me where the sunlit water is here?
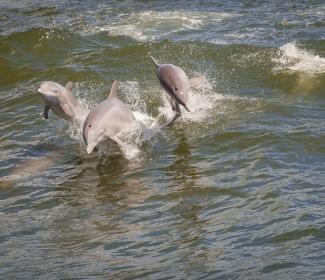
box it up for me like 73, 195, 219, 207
0, 1, 325, 279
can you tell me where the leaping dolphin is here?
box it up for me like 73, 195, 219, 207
83, 80, 135, 154
151, 56, 206, 125
38, 81, 86, 123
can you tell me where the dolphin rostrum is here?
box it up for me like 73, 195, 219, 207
38, 81, 86, 122
151, 56, 206, 125
83, 80, 135, 154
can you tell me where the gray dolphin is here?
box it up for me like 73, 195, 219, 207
83, 80, 135, 154
38, 81, 86, 122
151, 56, 206, 125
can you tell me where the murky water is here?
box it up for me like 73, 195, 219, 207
0, 1, 325, 279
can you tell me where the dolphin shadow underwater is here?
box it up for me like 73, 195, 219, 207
150, 56, 206, 126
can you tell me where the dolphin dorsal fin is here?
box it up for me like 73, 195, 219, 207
108, 80, 118, 99
150, 56, 159, 67
189, 75, 207, 88
65, 81, 73, 92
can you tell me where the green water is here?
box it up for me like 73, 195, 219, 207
0, 1, 325, 279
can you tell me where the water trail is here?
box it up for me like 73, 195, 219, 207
274, 42, 325, 74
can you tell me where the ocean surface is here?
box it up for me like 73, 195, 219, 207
0, 1, 324, 279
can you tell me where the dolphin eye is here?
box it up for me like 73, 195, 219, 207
88, 124, 92, 128
175, 87, 178, 91
54, 90, 58, 93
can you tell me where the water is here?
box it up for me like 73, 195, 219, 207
0, 1, 325, 279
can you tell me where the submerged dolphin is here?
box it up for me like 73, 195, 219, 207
38, 81, 86, 122
151, 56, 206, 125
83, 80, 135, 154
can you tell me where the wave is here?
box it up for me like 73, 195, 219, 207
85, 10, 235, 41
274, 42, 325, 74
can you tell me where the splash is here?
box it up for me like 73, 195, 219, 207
274, 43, 325, 74
157, 80, 224, 123
59, 79, 260, 161
62, 81, 162, 161
114, 80, 228, 159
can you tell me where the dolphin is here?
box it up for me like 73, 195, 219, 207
150, 56, 206, 125
38, 81, 86, 122
83, 80, 135, 154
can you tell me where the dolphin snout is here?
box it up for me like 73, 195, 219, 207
38, 82, 47, 94
38, 81, 53, 95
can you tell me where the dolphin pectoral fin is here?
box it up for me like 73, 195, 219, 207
65, 81, 73, 92
110, 136, 124, 147
189, 75, 207, 88
43, 105, 50, 119
60, 102, 74, 120
86, 142, 97, 154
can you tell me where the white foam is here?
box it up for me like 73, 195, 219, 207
274, 42, 325, 74
86, 10, 235, 41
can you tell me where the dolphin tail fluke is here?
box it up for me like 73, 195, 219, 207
108, 80, 118, 99
189, 75, 207, 88
150, 56, 159, 67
